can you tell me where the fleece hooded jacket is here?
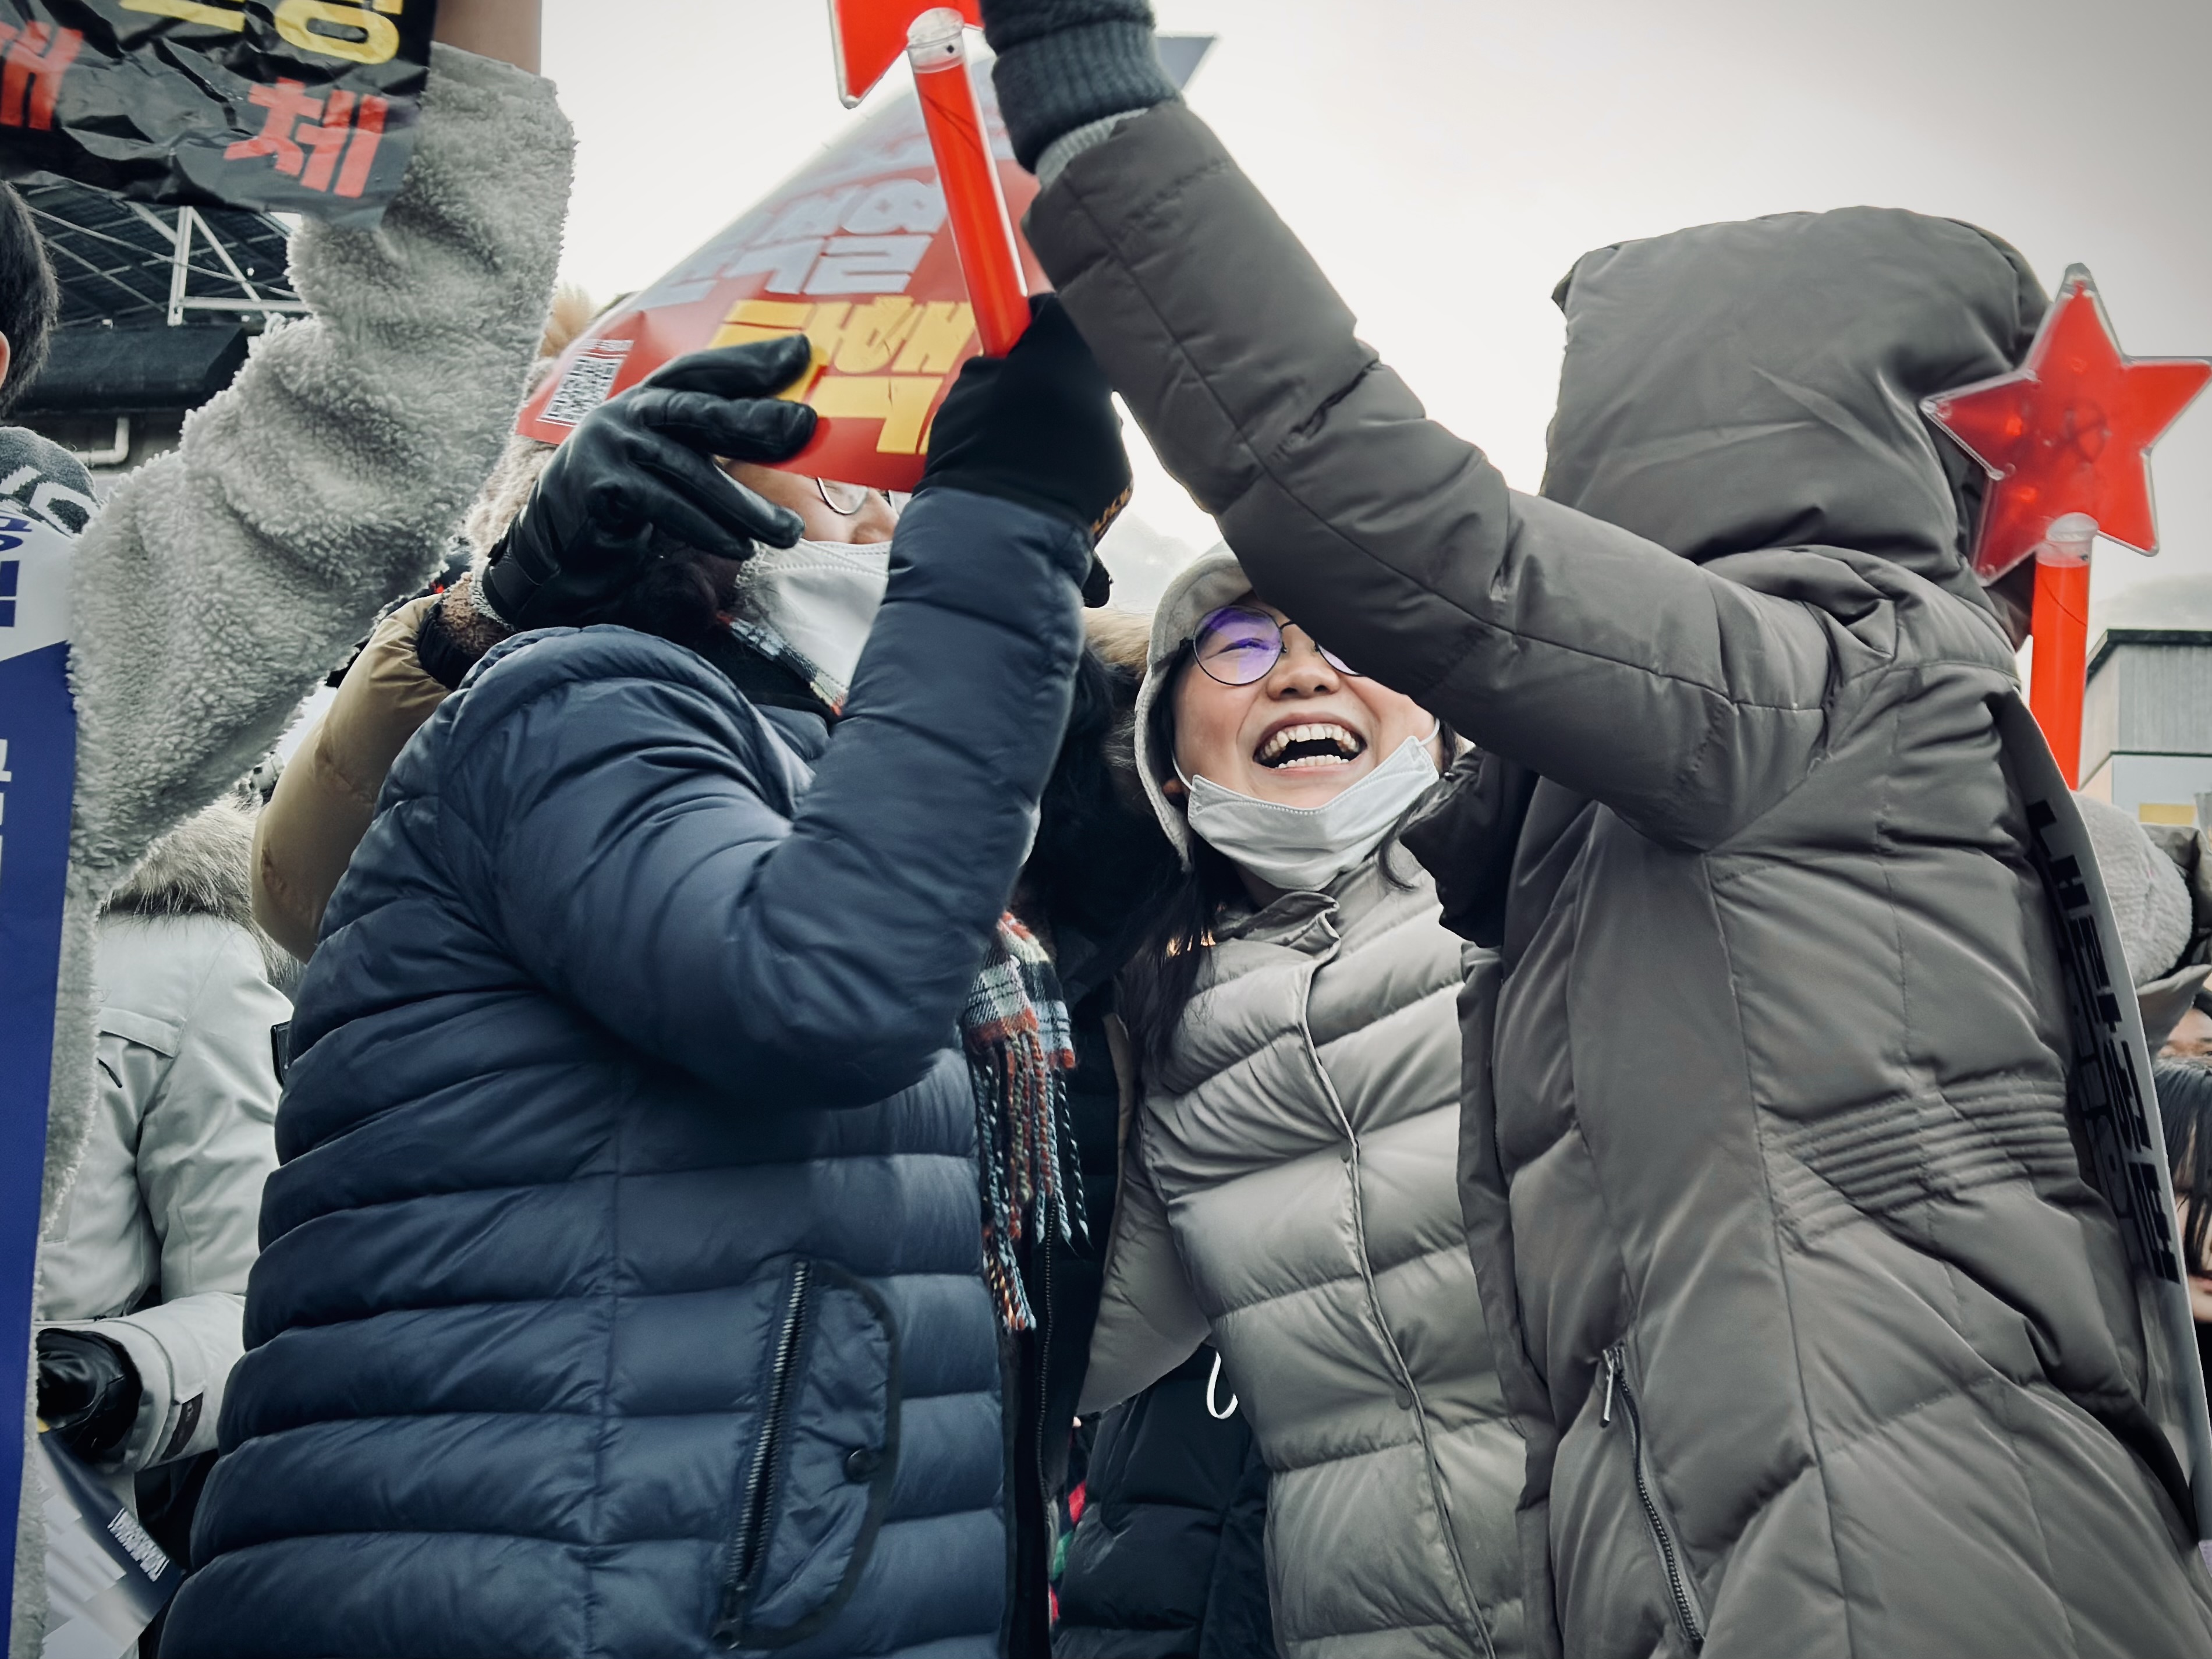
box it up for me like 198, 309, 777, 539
1023, 101, 2212, 1659
15, 42, 571, 1652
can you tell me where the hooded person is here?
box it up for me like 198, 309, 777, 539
1069, 543, 1525, 1659
10, 6, 571, 1643
165, 299, 1139, 1659
963, 8, 2212, 1656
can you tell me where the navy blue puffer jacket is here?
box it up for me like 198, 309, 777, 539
163, 488, 1090, 1659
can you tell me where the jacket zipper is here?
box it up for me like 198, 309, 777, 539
1601, 1345, 1706, 1650
718, 1260, 814, 1638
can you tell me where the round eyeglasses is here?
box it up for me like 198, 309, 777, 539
1192, 605, 1363, 686
814, 477, 911, 517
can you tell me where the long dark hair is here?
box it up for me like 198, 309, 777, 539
2158, 1057, 2212, 1275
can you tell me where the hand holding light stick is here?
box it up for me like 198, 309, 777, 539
905, 8, 1030, 356
829, 0, 1031, 358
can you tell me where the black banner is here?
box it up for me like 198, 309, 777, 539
0, 0, 436, 228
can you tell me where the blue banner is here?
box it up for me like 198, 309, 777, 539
0, 507, 75, 1649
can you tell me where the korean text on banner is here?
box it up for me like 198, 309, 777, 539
0, 0, 437, 228
516, 56, 1042, 495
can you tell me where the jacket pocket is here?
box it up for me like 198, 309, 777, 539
714, 1259, 901, 1651
1600, 1343, 1706, 1651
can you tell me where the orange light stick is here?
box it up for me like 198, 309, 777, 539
833, 0, 1029, 357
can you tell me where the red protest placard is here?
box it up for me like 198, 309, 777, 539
516, 58, 1044, 494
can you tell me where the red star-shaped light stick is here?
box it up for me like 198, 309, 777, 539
1923, 265, 2211, 779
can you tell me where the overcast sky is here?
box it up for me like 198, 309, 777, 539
541, 0, 2212, 617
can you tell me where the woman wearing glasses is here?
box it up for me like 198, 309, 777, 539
1084, 546, 1526, 1659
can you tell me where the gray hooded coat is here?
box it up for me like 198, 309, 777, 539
1026, 101, 2212, 1659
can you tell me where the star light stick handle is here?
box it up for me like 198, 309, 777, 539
2029, 513, 2097, 786
906, 9, 1030, 357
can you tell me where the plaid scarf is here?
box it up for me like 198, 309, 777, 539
962, 917, 1089, 1332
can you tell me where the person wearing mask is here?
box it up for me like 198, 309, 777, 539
970, 5, 2212, 1656
164, 300, 1132, 1659
1073, 545, 1523, 1659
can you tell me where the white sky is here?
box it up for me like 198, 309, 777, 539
541, 0, 2212, 616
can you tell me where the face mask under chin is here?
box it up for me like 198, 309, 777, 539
1178, 726, 1442, 893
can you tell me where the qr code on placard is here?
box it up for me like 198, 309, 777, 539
542, 345, 631, 427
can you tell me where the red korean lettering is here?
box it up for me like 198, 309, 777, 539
0, 23, 83, 132
226, 78, 324, 176
227, 79, 387, 197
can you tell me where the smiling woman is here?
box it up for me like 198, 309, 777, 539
1084, 545, 1526, 1659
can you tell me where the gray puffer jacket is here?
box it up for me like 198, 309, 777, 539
1028, 102, 2212, 1659
1085, 848, 1522, 1659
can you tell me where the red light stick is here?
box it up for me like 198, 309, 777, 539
830, 0, 1030, 357
1925, 266, 2211, 784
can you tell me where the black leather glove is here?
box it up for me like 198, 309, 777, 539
920, 296, 1129, 604
36, 1328, 141, 1464
478, 336, 821, 632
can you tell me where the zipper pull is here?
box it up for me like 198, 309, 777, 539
1601, 1349, 1619, 1427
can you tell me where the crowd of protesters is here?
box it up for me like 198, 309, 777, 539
16, 0, 2212, 1656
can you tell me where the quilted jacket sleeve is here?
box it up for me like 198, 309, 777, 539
1077, 1122, 1208, 1416
1027, 104, 1890, 852
446, 487, 1091, 1107
65, 44, 572, 893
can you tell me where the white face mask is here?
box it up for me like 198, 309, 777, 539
1179, 728, 1442, 893
735, 539, 891, 703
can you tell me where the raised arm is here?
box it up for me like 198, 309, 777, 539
452, 298, 1125, 1102
455, 487, 1090, 1105
980, 10, 1892, 849
66, 35, 572, 890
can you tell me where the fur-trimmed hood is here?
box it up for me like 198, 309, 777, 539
103, 796, 289, 988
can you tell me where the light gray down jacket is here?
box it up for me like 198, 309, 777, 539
37, 802, 284, 1490
1084, 841, 1523, 1659
18, 42, 572, 1652
1029, 102, 2212, 1659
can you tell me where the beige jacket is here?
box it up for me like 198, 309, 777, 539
1085, 852, 1523, 1659
253, 596, 447, 960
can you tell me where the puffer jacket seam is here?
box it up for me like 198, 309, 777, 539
1293, 967, 1497, 1659
1973, 1373, 2087, 1659
583, 1083, 623, 1659
1708, 849, 1860, 1657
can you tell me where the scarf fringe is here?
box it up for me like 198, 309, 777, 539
963, 917, 1087, 1333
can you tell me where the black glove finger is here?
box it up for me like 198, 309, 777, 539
639, 336, 817, 400
614, 430, 807, 554
623, 387, 819, 466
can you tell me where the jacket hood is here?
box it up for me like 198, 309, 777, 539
104, 795, 289, 986
1541, 207, 2047, 609
1132, 546, 1252, 869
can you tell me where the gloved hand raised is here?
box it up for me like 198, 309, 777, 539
478, 336, 820, 632
980, 0, 1177, 172
36, 1328, 141, 1464
920, 295, 1130, 603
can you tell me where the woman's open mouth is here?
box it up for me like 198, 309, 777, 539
1255, 721, 1366, 770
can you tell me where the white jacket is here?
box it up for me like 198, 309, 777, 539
16, 42, 573, 1652
37, 803, 285, 1478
